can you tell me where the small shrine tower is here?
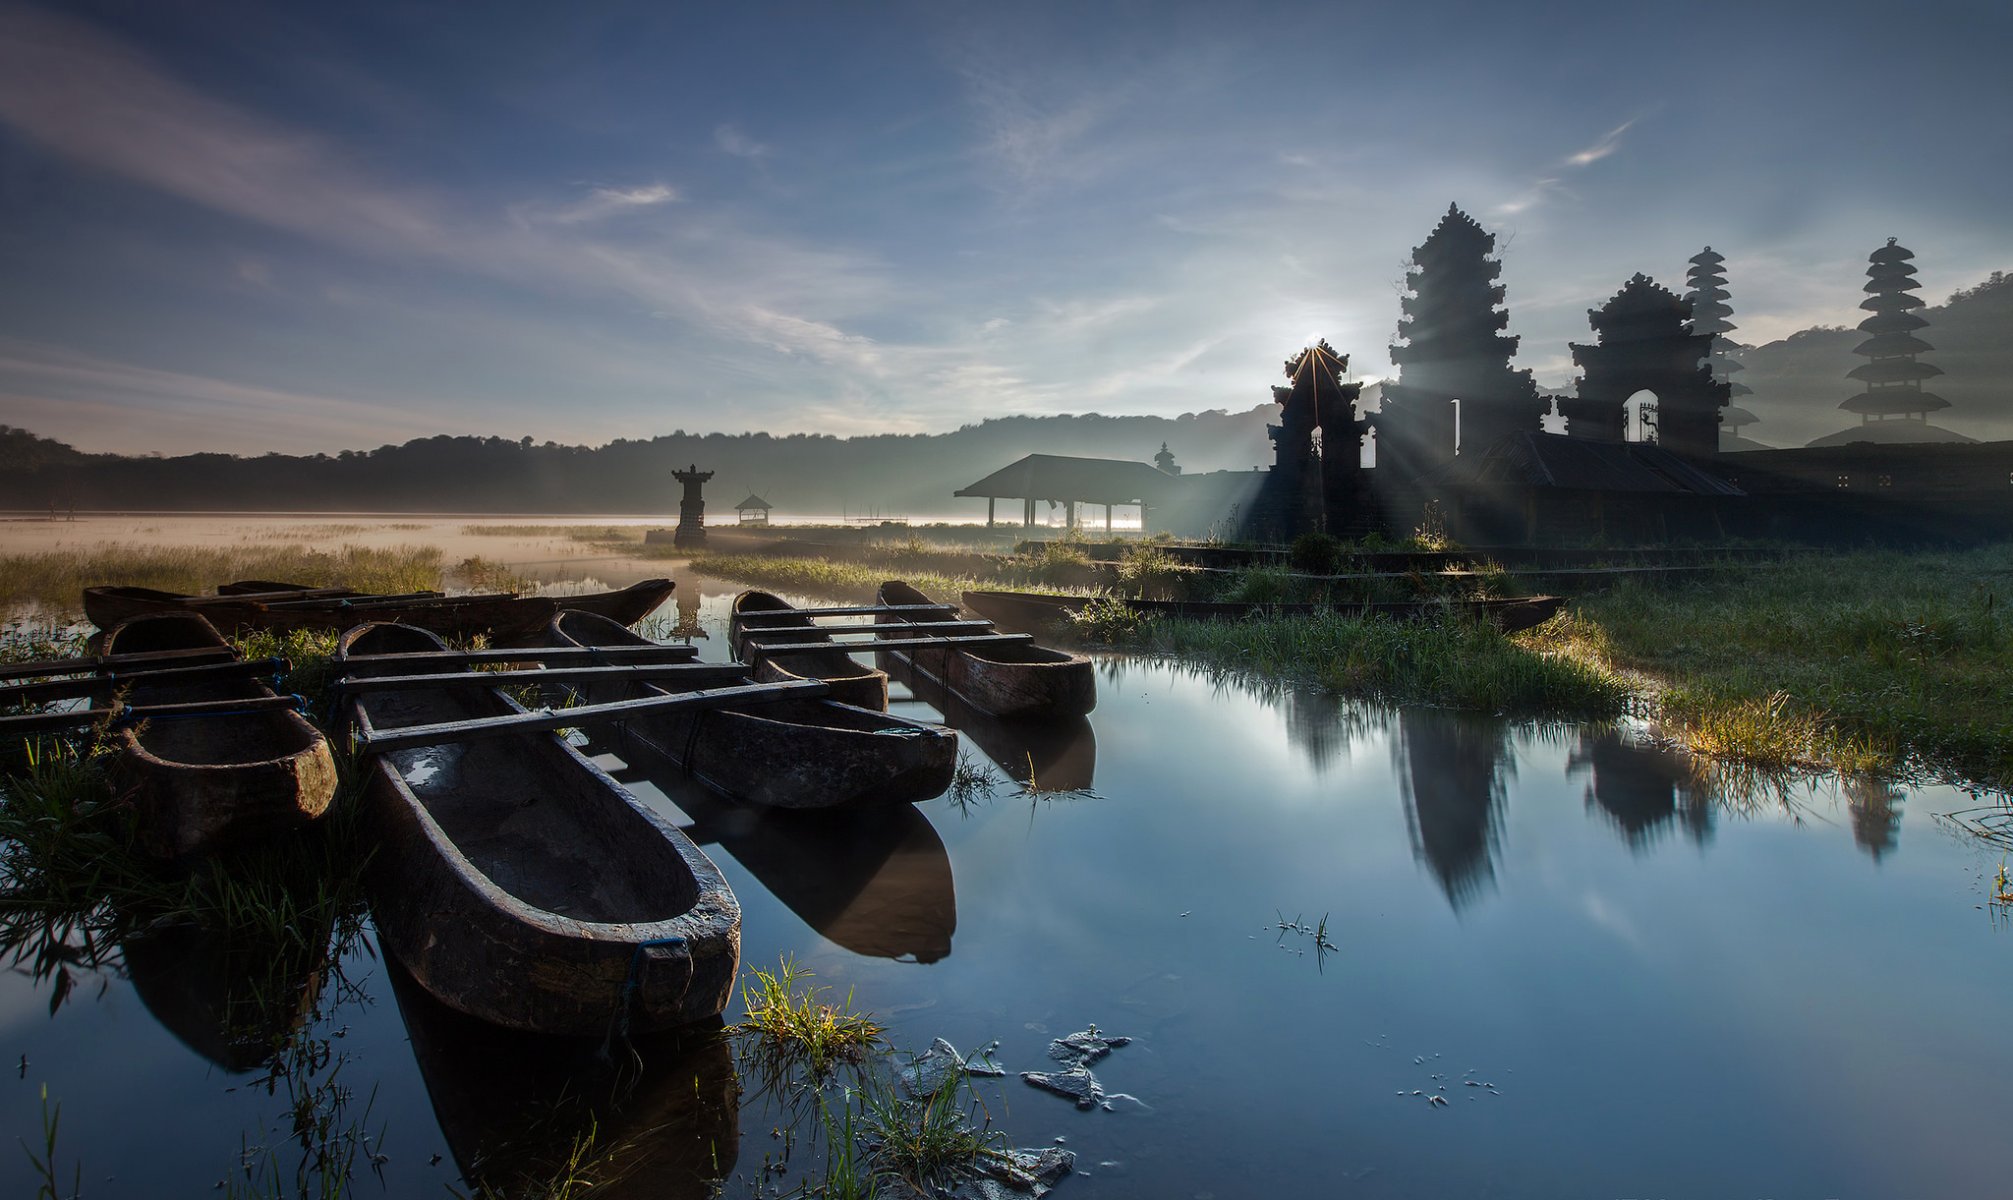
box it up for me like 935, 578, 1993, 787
1154, 442, 1181, 475
1561, 274, 1728, 457
1246, 340, 1362, 539
1842, 238, 1948, 429
1683, 248, 1760, 446
671, 463, 714, 549
1377, 204, 1547, 480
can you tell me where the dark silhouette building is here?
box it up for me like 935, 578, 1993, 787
1377, 205, 1546, 482
1841, 238, 1949, 431
1684, 248, 1762, 449
1561, 274, 1729, 458
1246, 340, 1361, 539
671, 464, 713, 548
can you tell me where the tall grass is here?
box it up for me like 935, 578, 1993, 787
0, 543, 444, 613
736, 957, 885, 1077
1520, 544, 2013, 784
685, 555, 1001, 604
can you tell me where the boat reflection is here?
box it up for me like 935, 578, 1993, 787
1567, 730, 1715, 852
1394, 709, 1513, 911
606, 752, 959, 964
886, 655, 1096, 791
120, 913, 334, 1073
386, 956, 739, 1200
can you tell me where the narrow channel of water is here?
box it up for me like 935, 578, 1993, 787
2, 576, 2009, 1197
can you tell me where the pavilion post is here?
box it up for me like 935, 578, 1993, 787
1065, 499, 1076, 529
987, 496, 995, 527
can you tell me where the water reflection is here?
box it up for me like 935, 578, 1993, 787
605, 750, 958, 963
1843, 774, 1906, 860
1394, 709, 1513, 910
1567, 730, 1715, 852
121, 916, 331, 1073
386, 957, 739, 1199
889, 656, 1095, 790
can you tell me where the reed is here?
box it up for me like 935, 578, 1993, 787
0, 543, 444, 614
736, 957, 885, 1077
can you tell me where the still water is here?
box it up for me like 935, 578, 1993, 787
3, 574, 2010, 1197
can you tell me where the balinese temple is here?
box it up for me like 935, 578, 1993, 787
1376, 205, 1547, 482
1245, 340, 1361, 539
1841, 238, 1948, 431
1560, 274, 1729, 458
1683, 248, 1764, 450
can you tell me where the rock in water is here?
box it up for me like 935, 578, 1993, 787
900, 1038, 1008, 1099
1047, 1025, 1131, 1066
1022, 1064, 1106, 1110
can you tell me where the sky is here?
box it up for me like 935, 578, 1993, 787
0, 0, 2009, 456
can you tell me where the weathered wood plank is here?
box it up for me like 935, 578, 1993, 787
330, 644, 698, 671
748, 633, 1032, 656
335, 662, 754, 693
737, 619, 994, 638
261, 590, 516, 610
0, 657, 287, 704
354, 679, 829, 753
732, 603, 957, 622
0, 646, 236, 681
0, 694, 306, 735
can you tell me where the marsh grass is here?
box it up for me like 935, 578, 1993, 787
0, 543, 444, 613
685, 555, 996, 605
1519, 545, 2013, 785
853, 1066, 1006, 1197
736, 957, 884, 1078
1144, 610, 1630, 717
461, 525, 645, 545
452, 556, 536, 594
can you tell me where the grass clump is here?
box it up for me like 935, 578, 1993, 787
1518, 544, 2013, 784
0, 543, 444, 614
1068, 595, 1149, 645
1115, 544, 1186, 599
1145, 610, 1628, 718
736, 957, 884, 1077
849, 1067, 1007, 1197
1289, 532, 1347, 575
453, 556, 536, 594
685, 555, 991, 605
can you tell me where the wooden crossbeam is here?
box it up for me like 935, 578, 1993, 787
0, 694, 305, 736
732, 603, 957, 623
0, 646, 236, 681
331, 644, 697, 672
0, 658, 286, 704
262, 590, 515, 610
353, 679, 829, 753
748, 633, 1031, 657
212, 586, 368, 602
335, 662, 753, 694
737, 619, 992, 639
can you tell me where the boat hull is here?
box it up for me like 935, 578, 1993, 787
102, 614, 337, 858
341, 622, 739, 1036
876, 582, 1095, 720
85, 580, 675, 640
550, 611, 955, 808
728, 590, 888, 709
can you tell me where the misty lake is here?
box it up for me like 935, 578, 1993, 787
3, 573, 2010, 1198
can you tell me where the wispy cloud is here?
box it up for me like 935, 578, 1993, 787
714, 123, 770, 159
526, 183, 681, 226
1565, 118, 1639, 168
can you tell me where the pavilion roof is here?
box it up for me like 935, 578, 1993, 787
736, 494, 772, 509
954, 454, 1178, 505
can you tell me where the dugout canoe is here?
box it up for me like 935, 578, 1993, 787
875, 581, 1095, 720
547, 610, 955, 807
100, 613, 337, 859
960, 589, 1569, 635
882, 652, 1097, 792
84, 579, 675, 640
338, 621, 739, 1035
727, 590, 889, 709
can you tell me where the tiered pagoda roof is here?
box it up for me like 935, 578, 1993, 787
1684, 247, 1754, 415
1843, 238, 1948, 420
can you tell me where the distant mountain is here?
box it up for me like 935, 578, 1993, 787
1734, 270, 2013, 448
0, 408, 1278, 516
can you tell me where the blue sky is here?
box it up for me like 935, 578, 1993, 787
1, 0, 2008, 455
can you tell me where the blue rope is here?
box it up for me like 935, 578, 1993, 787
111, 694, 310, 727
599, 934, 690, 1065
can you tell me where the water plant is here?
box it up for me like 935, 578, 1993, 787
736, 957, 885, 1078
1067, 595, 1148, 644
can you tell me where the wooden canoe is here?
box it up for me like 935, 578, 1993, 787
83, 579, 676, 640
727, 590, 888, 710
881, 652, 1097, 792
338, 621, 739, 1035
875, 582, 1095, 720
546, 610, 955, 808
384, 955, 739, 1200
960, 589, 1570, 635
99, 613, 337, 859
600, 748, 958, 964
121, 914, 330, 1073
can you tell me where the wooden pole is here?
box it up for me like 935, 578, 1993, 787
331, 644, 698, 671
748, 633, 1032, 657
335, 663, 755, 694
0, 646, 235, 681
353, 679, 829, 753
0, 658, 287, 704
0, 694, 306, 736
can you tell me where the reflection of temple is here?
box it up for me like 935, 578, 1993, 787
1280, 688, 1371, 776
1566, 731, 1713, 852
1842, 775, 1904, 861
670, 584, 706, 641
1394, 709, 1513, 909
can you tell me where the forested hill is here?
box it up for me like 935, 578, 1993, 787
1733, 270, 2013, 448
0, 407, 1276, 516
